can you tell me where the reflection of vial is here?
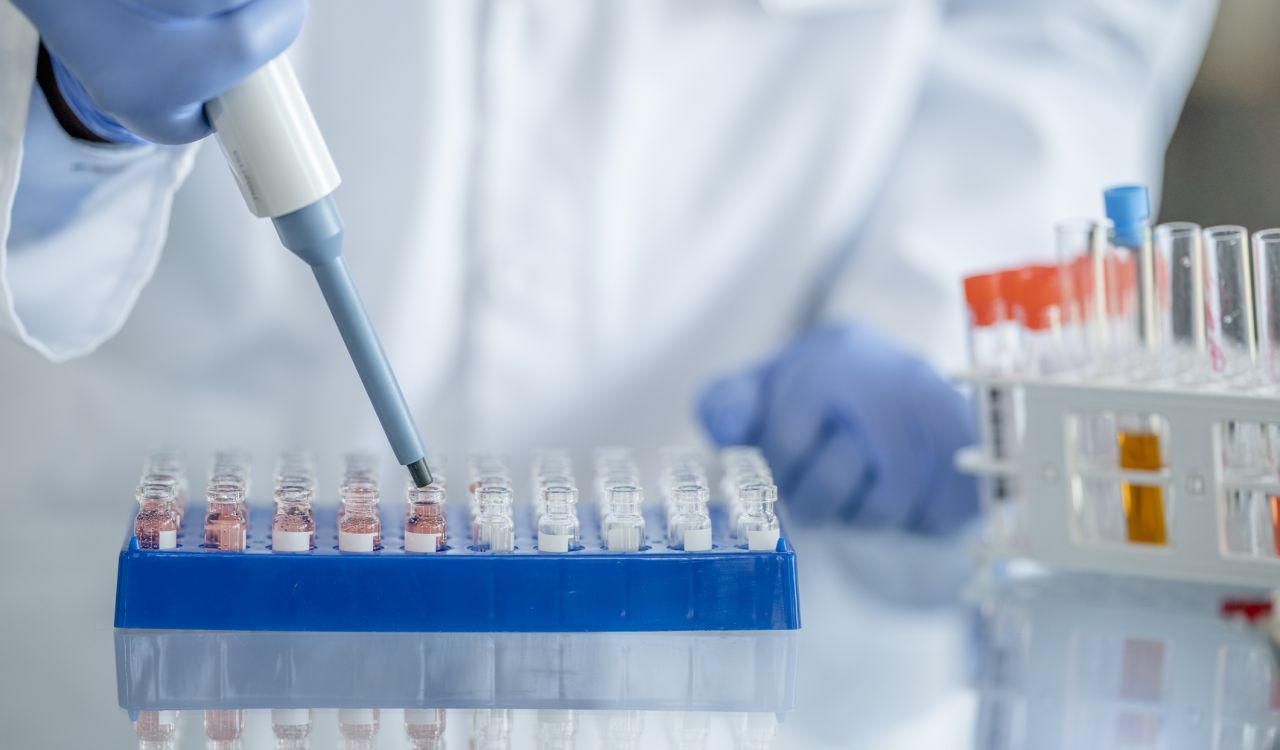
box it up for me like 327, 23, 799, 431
735, 712, 778, 750
405, 708, 446, 750
538, 486, 580, 552
135, 484, 180, 550
604, 486, 646, 552
271, 708, 313, 745
203, 709, 244, 747
537, 709, 577, 750
736, 484, 780, 551
405, 485, 447, 552
135, 710, 178, 748
1117, 418, 1167, 545
600, 710, 644, 750
472, 709, 513, 750
204, 484, 247, 551
473, 486, 515, 552
339, 484, 382, 551
667, 485, 712, 551
271, 486, 315, 552
338, 708, 380, 749
667, 711, 711, 750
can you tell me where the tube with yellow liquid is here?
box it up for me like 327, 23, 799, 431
1117, 418, 1168, 545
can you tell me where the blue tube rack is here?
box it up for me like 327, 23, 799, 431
115, 498, 800, 633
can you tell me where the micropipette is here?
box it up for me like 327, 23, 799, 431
205, 55, 432, 488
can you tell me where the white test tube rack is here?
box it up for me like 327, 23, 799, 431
956, 373, 1280, 589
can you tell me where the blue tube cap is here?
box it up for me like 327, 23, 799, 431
1104, 184, 1150, 247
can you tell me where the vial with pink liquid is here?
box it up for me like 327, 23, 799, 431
203, 709, 244, 746
134, 483, 180, 550
271, 486, 316, 552
405, 484, 446, 552
339, 484, 381, 551
204, 483, 247, 551
405, 708, 446, 750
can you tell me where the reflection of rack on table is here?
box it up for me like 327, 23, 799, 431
956, 374, 1280, 588
115, 630, 798, 713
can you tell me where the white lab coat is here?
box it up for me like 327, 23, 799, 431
0, 0, 1214, 496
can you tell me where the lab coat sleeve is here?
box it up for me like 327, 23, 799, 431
817, 0, 1218, 371
0, 6, 199, 362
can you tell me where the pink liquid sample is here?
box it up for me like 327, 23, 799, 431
134, 507, 178, 550
134, 711, 177, 742
405, 709, 446, 742
339, 709, 381, 740
272, 510, 316, 550
204, 511, 246, 551
407, 513, 446, 551
204, 709, 244, 742
340, 514, 382, 548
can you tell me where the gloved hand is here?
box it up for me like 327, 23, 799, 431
698, 323, 978, 534
14, 0, 306, 145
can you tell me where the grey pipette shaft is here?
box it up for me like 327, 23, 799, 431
272, 196, 432, 488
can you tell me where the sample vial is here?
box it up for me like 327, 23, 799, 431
134, 483, 180, 550
603, 485, 646, 552
600, 710, 644, 750
1117, 416, 1168, 546
271, 486, 315, 552
736, 484, 781, 551
337, 477, 377, 527
538, 486, 580, 552
405, 484, 447, 552
405, 708, 446, 750
533, 474, 576, 518
271, 708, 313, 744
203, 483, 247, 551
339, 484, 382, 551
667, 484, 713, 551
473, 486, 515, 552
140, 471, 184, 524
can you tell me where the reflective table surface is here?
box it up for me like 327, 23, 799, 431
3, 501, 1277, 748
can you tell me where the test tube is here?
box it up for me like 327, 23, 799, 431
1117, 415, 1169, 545
1153, 222, 1207, 382
1206, 226, 1264, 554
1254, 228, 1280, 556
963, 270, 1019, 533
1006, 264, 1074, 376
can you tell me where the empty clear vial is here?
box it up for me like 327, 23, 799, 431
604, 485, 646, 552
737, 484, 780, 551
667, 484, 713, 551
271, 486, 315, 552
538, 486, 580, 553
473, 486, 515, 552
270, 708, 313, 747
204, 483, 247, 551
339, 484, 382, 552
1153, 222, 1208, 382
471, 708, 513, 750
405, 484, 447, 552
533, 473, 576, 518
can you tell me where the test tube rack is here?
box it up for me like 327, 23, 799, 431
956, 374, 1280, 589
114, 476, 800, 633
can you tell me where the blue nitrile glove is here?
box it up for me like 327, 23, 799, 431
14, 0, 306, 145
698, 323, 978, 534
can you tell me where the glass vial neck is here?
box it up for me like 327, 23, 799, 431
738, 483, 778, 515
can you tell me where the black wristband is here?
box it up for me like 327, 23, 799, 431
35, 43, 110, 144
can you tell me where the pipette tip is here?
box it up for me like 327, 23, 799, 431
407, 458, 433, 488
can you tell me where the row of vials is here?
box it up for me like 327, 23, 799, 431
133, 707, 780, 750
130, 447, 783, 553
